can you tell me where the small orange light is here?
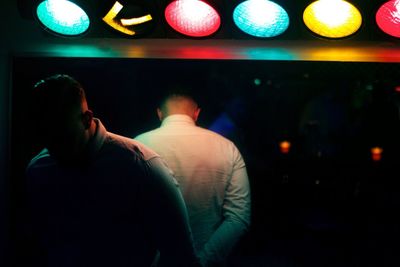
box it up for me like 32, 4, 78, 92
280, 141, 291, 154
371, 147, 383, 161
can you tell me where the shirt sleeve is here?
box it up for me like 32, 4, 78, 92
199, 149, 251, 266
141, 157, 200, 267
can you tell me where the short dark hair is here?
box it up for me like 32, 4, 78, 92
32, 74, 86, 116
159, 84, 199, 110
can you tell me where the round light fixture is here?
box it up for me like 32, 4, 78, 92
376, 0, 400, 38
36, 0, 90, 36
165, 0, 221, 37
233, 0, 289, 38
303, 0, 362, 38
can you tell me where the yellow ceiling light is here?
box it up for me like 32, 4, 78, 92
102, 1, 153, 36
303, 0, 362, 38
121, 15, 152, 26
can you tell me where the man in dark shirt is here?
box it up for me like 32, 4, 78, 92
25, 74, 198, 267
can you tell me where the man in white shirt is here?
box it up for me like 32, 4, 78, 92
135, 92, 251, 266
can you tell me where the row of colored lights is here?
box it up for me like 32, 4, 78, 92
279, 141, 385, 162
36, 0, 400, 38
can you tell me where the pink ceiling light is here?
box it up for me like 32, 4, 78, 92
165, 0, 221, 37
376, 0, 400, 38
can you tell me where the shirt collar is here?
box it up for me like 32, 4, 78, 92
161, 114, 196, 127
87, 118, 107, 160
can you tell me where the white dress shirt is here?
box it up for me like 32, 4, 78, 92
135, 114, 251, 265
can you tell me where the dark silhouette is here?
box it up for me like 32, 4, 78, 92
24, 74, 199, 267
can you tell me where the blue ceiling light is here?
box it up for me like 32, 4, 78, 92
36, 0, 90, 36
233, 0, 289, 38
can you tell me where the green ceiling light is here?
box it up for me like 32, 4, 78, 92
36, 0, 90, 36
233, 0, 290, 38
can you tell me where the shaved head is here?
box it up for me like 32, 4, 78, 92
158, 94, 200, 121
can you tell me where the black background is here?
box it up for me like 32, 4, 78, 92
9, 57, 400, 266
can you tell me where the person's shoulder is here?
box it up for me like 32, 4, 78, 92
26, 149, 56, 180
197, 126, 236, 144
134, 128, 161, 142
106, 132, 160, 161
27, 148, 53, 170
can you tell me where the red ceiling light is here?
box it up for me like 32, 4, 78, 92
376, 0, 400, 38
165, 0, 221, 37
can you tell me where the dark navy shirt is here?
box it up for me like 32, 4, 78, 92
26, 119, 198, 267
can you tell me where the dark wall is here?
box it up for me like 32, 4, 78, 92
10, 57, 400, 266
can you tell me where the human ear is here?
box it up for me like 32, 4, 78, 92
82, 110, 94, 129
193, 108, 201, 122
157, 108, 163, 121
